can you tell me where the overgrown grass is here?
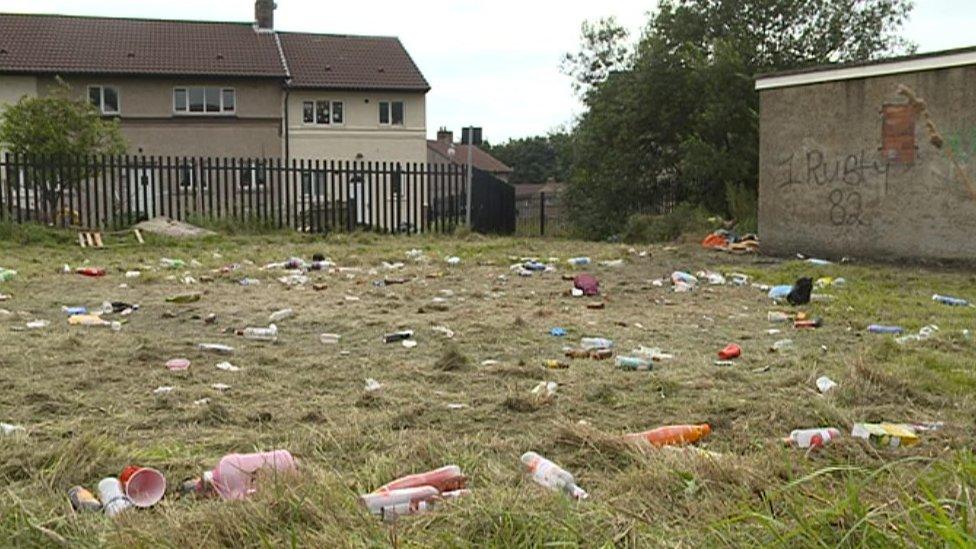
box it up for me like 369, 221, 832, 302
622, 202, 713, 243
1, 226, 974, 546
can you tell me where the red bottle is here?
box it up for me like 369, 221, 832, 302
76, 267, 106, 277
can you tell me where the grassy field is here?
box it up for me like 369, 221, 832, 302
1, 223, 974, 547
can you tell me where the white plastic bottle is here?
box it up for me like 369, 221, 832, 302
787, 428, 841, 449
269, 309, 294, 322
520, 452, 588, 500
243, 324, 278, 342
580, 337, 613, 350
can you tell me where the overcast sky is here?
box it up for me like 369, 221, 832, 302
3, 0, 976, 143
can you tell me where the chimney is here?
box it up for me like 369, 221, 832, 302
437, 128, 453, 144
255, 0, 276, 31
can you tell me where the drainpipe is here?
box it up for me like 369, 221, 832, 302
283, 89, 290, 163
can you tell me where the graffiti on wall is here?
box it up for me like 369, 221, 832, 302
775, 149, 892, 226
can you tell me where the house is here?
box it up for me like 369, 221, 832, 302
0, 1, 429, 165
756, 46, 976, 261
427, 129, 513, 182
0, 1, 431, 229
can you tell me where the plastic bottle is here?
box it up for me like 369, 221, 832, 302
787, 428, 841, 449
568, 257, 591, 266
932, 294, 969, 307
211, 450, 297, 501
545, 359, 570, 370
376, 465, 466, 494
320, 333, 341, 345
580, 337, 613, 350
1, 423, 26, 436
623, 424, 711, 447
767, 311, 790, 323
160, 258, 186, 269
520, 452, 588, 500
243, 324, 278, 342
97, 477, 133, 517
770, 339, 794, 352
269, 308, 295, 322
360, 486, 440, 516
379, 490, 470, 523
76, 267, 106, 277
615, 356, 652, 371
867, 324, 904, 335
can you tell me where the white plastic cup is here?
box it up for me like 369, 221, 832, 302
97, 477, 133, 517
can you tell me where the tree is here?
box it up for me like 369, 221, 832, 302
561, 17, 632, 97
563, 0, 915, 238
0, 80, 126, 222
483, 132, 573, 184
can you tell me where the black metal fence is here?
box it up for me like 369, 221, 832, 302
0, 154, 478, 234
516, 191, 570, 237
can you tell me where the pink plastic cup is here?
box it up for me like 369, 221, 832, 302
120, 466, 167, 508
211, 450, 297, 500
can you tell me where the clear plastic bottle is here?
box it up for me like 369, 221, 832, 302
932, 294, 969, 307
615, 356, 652, 371
568, 257, 591, 266
269, 309, 294, 322
243, 324, 278, 342
580, 337, 613, 350
520, 451, 588, 500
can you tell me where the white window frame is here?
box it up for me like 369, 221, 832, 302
378, 100, 404, 127
330, 100, 344, 126
302, 100, 344, 127
88, 85, 120, 115
172, 87, 236, 116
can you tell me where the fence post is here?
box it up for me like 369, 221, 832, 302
539, 191, 546, 237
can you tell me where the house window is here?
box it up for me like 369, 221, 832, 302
303, 100, 344, 125
379, 101, 404, 126
316, 101, 330, 124
173, 87, 236, 115
88, 86, 120, 115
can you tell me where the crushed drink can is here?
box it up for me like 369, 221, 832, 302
383, 330, 414, 343
68, 486, 102, 512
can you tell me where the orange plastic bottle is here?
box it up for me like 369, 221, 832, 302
623, 424, 711, 447
376, 465, 467, 494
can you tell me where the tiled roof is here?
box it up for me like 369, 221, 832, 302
428, 140, 513, 173
0, 13, 287, 77
279, 32, 429, 91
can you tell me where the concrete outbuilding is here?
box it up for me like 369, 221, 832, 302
756, 47, 976, 261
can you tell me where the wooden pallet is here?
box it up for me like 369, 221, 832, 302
78, 232, 103, 248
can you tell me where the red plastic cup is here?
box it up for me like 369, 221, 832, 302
120, 466, 167, 508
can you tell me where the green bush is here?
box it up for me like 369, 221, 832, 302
725, 183, 757, 234
622, 203, 711, 243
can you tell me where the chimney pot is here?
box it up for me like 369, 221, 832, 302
437, 129, 454, 144
255, 0, 276, 30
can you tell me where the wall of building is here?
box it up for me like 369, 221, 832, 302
0, 75, 37, 109
33, 75, 283, 158
758, 64, 976, 261
287, 90, 427, 164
